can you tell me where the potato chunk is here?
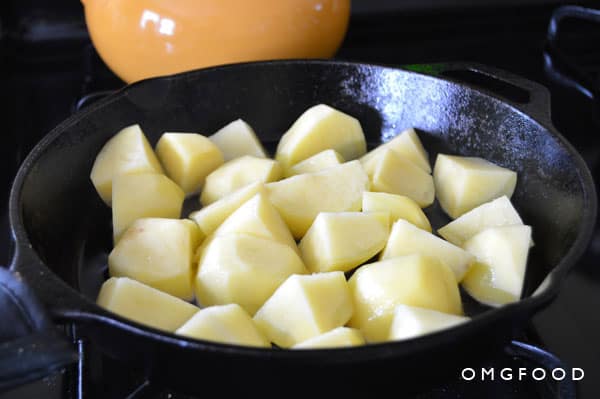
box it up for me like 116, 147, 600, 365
364, 149, 434, 207
286, 149, 344, 176
196, 234, 307, 315
438, 196, 524, 247
275, 104, 366, 171
90, 124, 163, 205
388, 305, 469, 341
360, 128, 431, 173
209, 119, 267, 161
97, 277, 198, 332
380, 219, 474, 282
266, 160, 369, 238
155, 132, 224, 195
176, 304, 270, 347
292, 327, 365, 349
348, 255, 462, 342
462, 225, 532, 307
253, 272, 353, 348
433, 154, 517, 219
362, 192, 431, 232
112, 173, 184, 242
299, 212, 389, 273
200, 156, 282, 205
108, 218, 202, 300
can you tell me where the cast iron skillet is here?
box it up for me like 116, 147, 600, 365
8, 60, 597, 394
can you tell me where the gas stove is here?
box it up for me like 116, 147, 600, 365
1, 2, 599, 398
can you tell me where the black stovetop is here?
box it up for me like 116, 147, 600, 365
1, 2, 599, 398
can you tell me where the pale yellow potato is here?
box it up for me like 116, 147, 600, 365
292, 327, 365, 349
155, 132, 224, 195
348, 254, 462, 342
253, 272, 353, 348
462, 225, 532, 307
362, 191, 431, 232
364, 149, 434, 207
275, 104, 366, 171
299, 212, 389, 273
200, 156, 282, 205
286, 149, 344, 177
380, 219, 474, 282
438, 196, 525, 247
108, 218, 202, 301
189, 182, 264, 236
196, 234, 307, 315
212, 192, 298, 254
176, 304, 270, 347
96, 277, 198, 332
90, 124, 163, 205
388, 305, 469, 341
433, 154, 517, 219
361, 128, 430, 173
266, 160, 369, 239
111, 173, 184, 242
209, 119, 267, 161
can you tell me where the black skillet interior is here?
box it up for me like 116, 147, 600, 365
10, 60, 596, 352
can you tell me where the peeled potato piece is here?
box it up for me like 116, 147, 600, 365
299, 212, 389, 273
361, 128, 431, 173
196, 233, 307, 315
266, 160, 369, 239
108, 218, 202, 301
388, 305, 469, 341
380, 219, 474, 282
433, 154, 517, 219
155, 132, 224, 195
97, 277, 198, 332
286, 149, 344, 176
112, 173, 184, 242
253, 272, 353, 348
200, 156, 282, 205
275, 104, 366, 171
348, 255, 462, 342
209, 119, 267, 161
362, 191, 431, 232
90, 124, 163, 205
462, 225, 532, 307
292, 327, 365, 349
176, 304, 270, 348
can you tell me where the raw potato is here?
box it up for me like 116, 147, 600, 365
360, 128, 431, 173
266, 160, 370, 238
108, 218, 202, 301
286, 149, 344, 176
200, 155, 282, 205
196, 234, 307, 315
209, 119, 267, 161
155, 132, 224, 195
97, 277, 198, 332
253, 272, 353, 348
176, 304, 270, 348
462, 225, 532, 306
380, 219, 474, 282
388, 305, 469, 341
275, 104, 367, 171
292, 327, 365, 349
433, 154, 517, 219
438, 196, 525, 247
90, 124, 163, 205
112, 173, 184, 242
348, 255, 463, 342
364, 149, 434, 207
362, 191, 431, 232
299, 212, 389, 273
189, 182, 264, 236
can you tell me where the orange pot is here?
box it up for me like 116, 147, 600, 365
82, 0, 351, 83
